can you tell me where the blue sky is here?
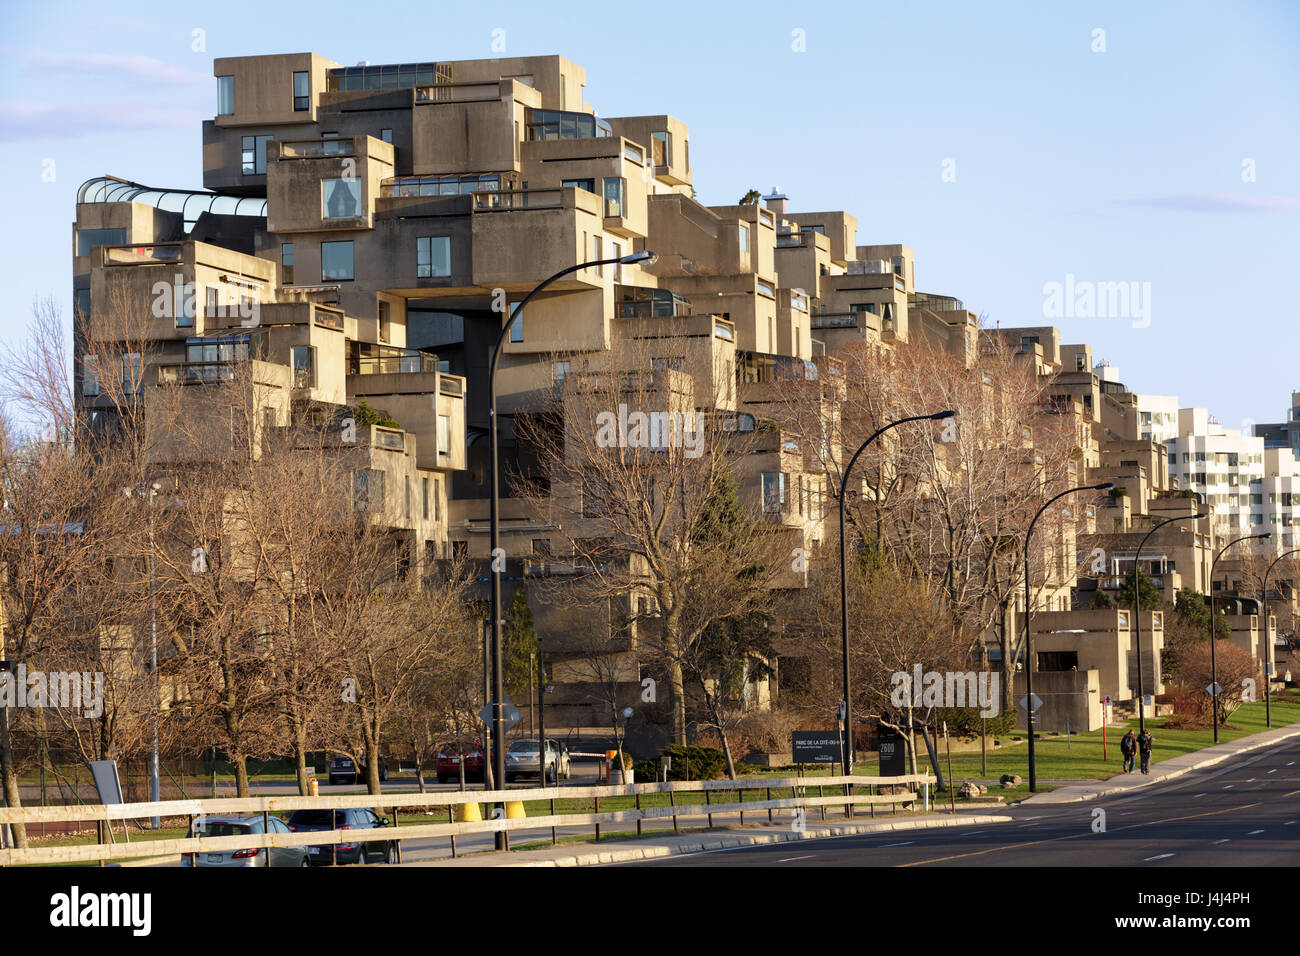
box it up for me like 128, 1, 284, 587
2, 0, 1297, 429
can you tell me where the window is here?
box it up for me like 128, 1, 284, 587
508, 301, 523, 343
438, 415, 451, 456
82, 355, 99, 397
762, 472, 787, 513
380, 128, 393, 143
603, 177, 625, 217
322, 178, 362, 219
378, 301, 390, 343
122, 353, 142, 395
422, 476, 430, 520
611, 241, 622, 280
739, 223, 750, 254
651, 130, 671, 166
75, 228, 126, 256
353, 469, 385, 512
417, 236, 451, 278
75, 288, 91, 319
553, 361, 570, 385
433, 477, 441, 521
591, 235, 602, 275
405, 476, 412, 519
281, 243, 294, 285
290, 345, 316, 388
292, 71, 309, 111
321, 241, 354, 280
217, 76, 234, 115
562, 178, 595, 193
241, 135, 272, 175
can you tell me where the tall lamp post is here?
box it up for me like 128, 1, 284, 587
486, 249, 656, 846
836, 410, 956, 776
1024, 481, 1113, 792
123, 481, 162, 826
1259, 547, 1297, 729
1132, 510, 1209, 734
1208, 532, 1270, 743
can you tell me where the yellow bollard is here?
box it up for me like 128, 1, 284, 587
505, 801, 527, 819
309, 777, 319, 797
455, 801, 482, 822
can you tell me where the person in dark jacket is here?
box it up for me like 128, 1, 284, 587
1120, 729, 1136, 773
1136, 729, 1154, 774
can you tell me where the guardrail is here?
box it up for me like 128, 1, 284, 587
0, 773, 934, 867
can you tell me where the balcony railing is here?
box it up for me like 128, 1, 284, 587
472, 189, 565, 212
102, 244, 183, 266
349, 352, 439, 375
811, 313, 868, 330
157, 362, 238, 385
279, 139, 355, 159
414, 81, 501, 103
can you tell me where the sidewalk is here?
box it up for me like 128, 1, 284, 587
1022, 721, 1300, 805
396, 812, 1012, 867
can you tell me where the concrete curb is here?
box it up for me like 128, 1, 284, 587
1022, 723, 1300, 805
406, 813, 1013, 867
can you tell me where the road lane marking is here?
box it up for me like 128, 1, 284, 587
1267, 769, 1277, 774
1247, 829, 1264, 835
1224, 785, 1234, 789
1211, 839, 1231, 845
898, 803, 1260, 867
1144, 853, 1175, 862
1285, 821, 1296, 826
878, 841, 914, 848
1193, 793, 1206, 798
962, 831, 985, 836
1285, 789, 1300, 798
776, 855, 813, 863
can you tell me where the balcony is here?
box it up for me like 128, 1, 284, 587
525, 108, 612, 141
348, 344, 439, 375
472, 189, 568, 212
811, 312, 879, 332
279, 139, 355, 159
382, 173, 511, 198
616, 285, 692, 318
101, 243, 183, 266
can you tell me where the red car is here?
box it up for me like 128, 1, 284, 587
436, 740, 485, 784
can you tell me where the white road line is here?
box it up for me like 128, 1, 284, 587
962, 831, 985, 836
1224, 784, 1234, 789
1285, 821, 1297, 826
1247, 829, 1265, 835
1267, 769, 1277, 774
878, 841, 914, 848
1210, 839, 1231, 845
1144, 853, 1176, 862
776, 855, 813, 863
1288, 762, 1295, 767
1193, 793, 1207, 798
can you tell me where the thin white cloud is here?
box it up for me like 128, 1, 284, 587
1119, 193, 1300, 214
0, 101, 198, 141
0, 45, 209, 86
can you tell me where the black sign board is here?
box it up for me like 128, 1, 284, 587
791, 731, 841, 764
878, 729, 907, 776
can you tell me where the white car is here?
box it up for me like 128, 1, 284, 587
504, 738, 571, 783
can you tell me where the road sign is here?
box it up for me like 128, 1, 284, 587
1205, 682, 1222, 696
478, 700, 522, 731
878, 729, 907, 777
1143, 695, 1154, 709
1019, 694, 1043, 712
1102, 694, 1112, 706
792, 731, 840, 764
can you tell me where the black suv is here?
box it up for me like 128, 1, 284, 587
286, 808, 395, 866
328, 754, 388, 785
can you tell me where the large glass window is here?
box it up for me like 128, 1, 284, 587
321, 241, 354, 281
762, 472, 787, 513
291, 345, 316, 388
378, 301, 390, 343
82, 355, 99, 397
525, 108, 611, 141
603, 177, 625, 217
76, 228, 126, 256
508, 301, 523, 342
739, 223, 750, 253
651, 130, 671, 166
241, 135, 272, 175
562, 178, 595, 193
217, 76, 234, 115
353, 469, 385, 512
322, 178, 362, 219
438, 415, 451, 456
122, 353, 143, 395
281, 243, 294, 285
292, 71, 309, 111
417, 236, 451, 278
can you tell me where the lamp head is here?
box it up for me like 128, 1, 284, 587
931, 409, 958, 420
1095, 481, 1115, 491
620, 250, 657, 266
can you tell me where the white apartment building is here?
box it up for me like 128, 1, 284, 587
1166, 408, 1266, 536
1133, 393, 1180, 446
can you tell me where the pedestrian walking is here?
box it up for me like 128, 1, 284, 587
1120, 729, 1136, 773
1136, 728, 1154, 774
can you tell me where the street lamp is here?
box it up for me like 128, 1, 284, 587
123, 480, 163, 826
1132, 510, 1210, 734
836, 409, 955, 776
486, 249, 656, 846
1024, 480, 1113, 792
1208, 532, 1270, 742
1259, 547, 1298, 728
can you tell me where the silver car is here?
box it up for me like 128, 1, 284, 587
504, 738, 572, 783
183, 815, 309, 868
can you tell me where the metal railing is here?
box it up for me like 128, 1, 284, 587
0, 773, 934, 866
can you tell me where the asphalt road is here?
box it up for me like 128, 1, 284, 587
618, 737, 1300, 867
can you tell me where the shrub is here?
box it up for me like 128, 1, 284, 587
658, 745, 727, 781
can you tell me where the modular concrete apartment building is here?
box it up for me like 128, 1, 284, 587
69, 50, 1291, 743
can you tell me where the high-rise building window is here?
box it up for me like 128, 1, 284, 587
290, 345, 316, 388
651, 130, 671, 166
591, 235, 602, 275
76, 228, 126, 256
241, 135, 272, 175
378, 301, 390, 343
321, 241, 354, 280
281, 243, 294, 285
82, 355, 99, 397
380, 128, 393, 143
421, 476, 430, 520
602, 177, 625, 217
292, 71, 310, 111
739, 223, 750, 253
353, 469, 385, 512
507, 300, 524, 343
217, 76, 234, 115
417, 236, 451, 277
122, 353, 142, 395
322, 178, 362, 219
762, 472, 787, 513
438, 415, 451, 456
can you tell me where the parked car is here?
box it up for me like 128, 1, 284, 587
504, 738, 571, 783
436, 741, 485, 784
182, 815, 308, 868
328, 754, 388, 785
286, 807, 395, 866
